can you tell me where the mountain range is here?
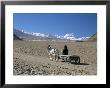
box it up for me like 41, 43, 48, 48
14, 29, 95, 41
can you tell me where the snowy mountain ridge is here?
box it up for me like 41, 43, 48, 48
14, 29, 90, 41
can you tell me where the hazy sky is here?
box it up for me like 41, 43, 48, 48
14, 13, 97, 37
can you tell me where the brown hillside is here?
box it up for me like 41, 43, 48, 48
14, 34, 22, 40
88, 33, 97, 41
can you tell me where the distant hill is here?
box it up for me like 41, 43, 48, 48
88, 33, 97, 41
14, 34, 22, 40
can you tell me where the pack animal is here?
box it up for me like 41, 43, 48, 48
47, 46, 59, 61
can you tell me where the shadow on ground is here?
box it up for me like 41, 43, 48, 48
61, 60, 89, 65
73, 63, 89, 65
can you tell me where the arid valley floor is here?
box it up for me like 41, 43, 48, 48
13, 40, 97, 75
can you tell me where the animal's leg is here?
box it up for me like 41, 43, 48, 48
50, 54, 53, 61
55, 55, 57, 61
55, 55, 58, 61
52, 54, 55, 61
50, 56, 53, 60
49, 53, 53, 61
50, 57, 53, 61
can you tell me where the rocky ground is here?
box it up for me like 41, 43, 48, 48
13, 40, 97, 75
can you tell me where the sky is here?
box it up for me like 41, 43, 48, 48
14, 13, 97, 38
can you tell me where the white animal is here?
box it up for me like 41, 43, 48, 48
48, 48, 59, 61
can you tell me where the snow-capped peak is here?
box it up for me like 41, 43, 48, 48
14, 29, 90, 41
76, 37, 90, 41
64, 33, 74, 38
63, 33, 76, 40
21, 30, 24, 32
31, 32, 49, 37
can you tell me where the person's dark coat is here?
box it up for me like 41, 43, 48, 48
62, 45, 68, 55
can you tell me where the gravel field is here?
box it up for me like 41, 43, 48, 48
13, 40, 97, 75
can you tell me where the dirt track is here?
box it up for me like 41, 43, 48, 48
13, 40, 97, 75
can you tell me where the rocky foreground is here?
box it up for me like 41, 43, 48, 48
13, 40, 97, 75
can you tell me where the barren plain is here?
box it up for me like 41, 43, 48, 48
13, 40, 97, 75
